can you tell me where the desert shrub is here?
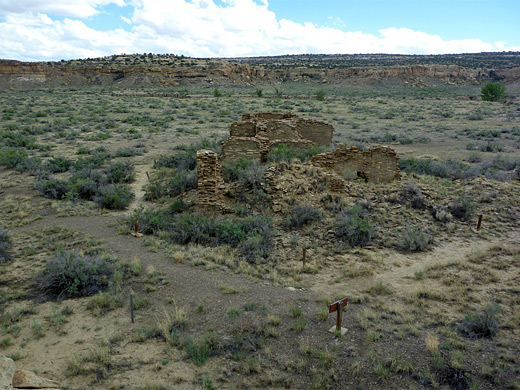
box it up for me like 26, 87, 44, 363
168, 170, 197, 197
0, 149, 27, 168
38, 250, 113, 298
115, 145, 146, 157
451, 192, 475, 221
94, 184, 134, 210
0, 131, 37, 148
481, 82, 506, 102
168, 213, 215, 245
129, 207, 172, 235
154, 149, 196, 171
0, 226, 12, 263
34, 176, 72, 200
398, 226, 434, 252
461, 303, 501, 338
45, 157, 73, 173
432, 206, 453, 223
402, 182, 426, 210
67, 169, 103, 200
282, 205, 322, 230
105, 161, 135, 184
169, 197, 187, 213
266, 143, 328, 163
222, 158, 252, 182
334, 205, 374, 247
237, 160, 266, 189
316, 88, 325, 101
320, 194, 345, 213
182, 337, 211, 365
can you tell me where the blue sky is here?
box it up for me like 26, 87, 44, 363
0, 0, 518, 61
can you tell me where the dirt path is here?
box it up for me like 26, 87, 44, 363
18, 213, 314, 326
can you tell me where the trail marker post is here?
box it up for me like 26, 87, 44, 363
328, 297, 348, 335
130, 294, 135, 323
132, 219, 143, 238
477, 215, 483, 231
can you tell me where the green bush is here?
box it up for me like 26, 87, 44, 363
0, 226, 12, 263
94, 184, 134, 209
282, 205, 322, 230
182, 337, 211, 365
266, 143, 328, 163
222, 158, 252, 183
461, 303, 501, 338
451, 192, 475, 221
129, 207, 172, 235
398, 226, 434, 252
34, 176, 72, 200
334, 205, 375, 247
481, 82, 506, 102
0, 149, 27, 168
105, 161, 135, 184
45, 157, 73, 173
316, 88, 325, 101
67, 169, 103, 200
38, 250, 113, 298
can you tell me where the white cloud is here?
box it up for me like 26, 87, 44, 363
0, 0, 125, 18
0, 0, 516, 61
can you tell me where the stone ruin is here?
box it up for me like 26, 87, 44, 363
221, 112, 334, 164
197, 113, 401, 209
310, 145, 401, 184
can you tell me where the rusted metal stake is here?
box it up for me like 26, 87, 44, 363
134, 219, 139, 235
150, 193, 154, 204
477, 215, 483, 231
130, 294, 135, 323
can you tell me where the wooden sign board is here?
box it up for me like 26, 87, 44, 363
329, 298, 348, 313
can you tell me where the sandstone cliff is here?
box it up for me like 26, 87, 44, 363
1, 53, 519, 89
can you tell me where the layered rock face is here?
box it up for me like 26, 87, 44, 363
310, 146, 401, 184
2, 58, 520, 88
221, 113, 333, 164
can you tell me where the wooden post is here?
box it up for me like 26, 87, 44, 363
134, 219, 139, 235
146, 171, 151, 182
328, 298, 348, 335
150, 193, 154, 204
130, 294, 135, 323
336, 302, 342, 331
477, 215, 483, 231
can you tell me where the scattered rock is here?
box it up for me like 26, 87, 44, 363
12, 370, 60, 389
1, 355, 15, 390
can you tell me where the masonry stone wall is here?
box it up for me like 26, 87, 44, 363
310, 146, 401, 183
222, 112, 334, 164
197, 149, 223, 209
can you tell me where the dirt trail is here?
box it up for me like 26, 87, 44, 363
310, 231, 519, 299
18, 213, 314, 325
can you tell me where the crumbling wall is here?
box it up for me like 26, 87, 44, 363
311, 146, 401, 183
221, 137, 265, 164
297, 119, 334, 146
197, 150, 223, 208
221, 112, 334, 164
